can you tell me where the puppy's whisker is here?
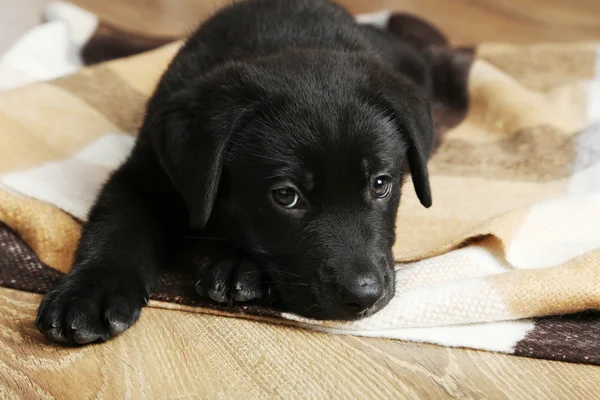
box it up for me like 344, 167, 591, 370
267, 269, 301, 278
287, 282, 310, 287
236, 270, 260, 276
263, 281, 311, 287
242, 153, 290, 164
270, 273, 303, 280
303, 303, 319, 313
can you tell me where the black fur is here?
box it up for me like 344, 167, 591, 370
36, 0, 434, 345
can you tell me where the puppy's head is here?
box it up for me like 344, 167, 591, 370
153, 52, 433, 320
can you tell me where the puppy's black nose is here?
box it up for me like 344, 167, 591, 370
342, 273, 385, 314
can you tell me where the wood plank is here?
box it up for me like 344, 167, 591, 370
68, 0, 600, 44
1, 287, 599, 398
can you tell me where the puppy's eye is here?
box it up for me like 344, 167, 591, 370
272, 188, 299, 208
371, 176, 392, 198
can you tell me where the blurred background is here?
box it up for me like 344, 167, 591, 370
2, 0, 600, 56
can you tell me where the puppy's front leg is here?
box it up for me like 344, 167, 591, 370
35, 152, 181, 345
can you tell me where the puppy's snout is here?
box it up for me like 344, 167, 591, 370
341, 273, 385, 314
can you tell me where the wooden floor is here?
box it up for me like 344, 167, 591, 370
1, 0, 600, 397
3, 0, 600, 52
68, 0, 600, 45
1, 287, 600, 398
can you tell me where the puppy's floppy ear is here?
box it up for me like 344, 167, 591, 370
400, 91, 434, 208
377, 77, 435, 208
150, 66, 257, 230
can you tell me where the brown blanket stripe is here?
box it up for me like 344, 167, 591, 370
514, 313, 600, 364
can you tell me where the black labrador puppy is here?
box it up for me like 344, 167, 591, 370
36, 0, 434, 345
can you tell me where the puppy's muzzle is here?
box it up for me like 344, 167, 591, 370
339, 272, 386, 317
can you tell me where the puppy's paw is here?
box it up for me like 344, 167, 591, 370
35, 270, 148, 345
195, 250, 268, 304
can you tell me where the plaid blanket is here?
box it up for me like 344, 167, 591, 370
1, 9, 599, 365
